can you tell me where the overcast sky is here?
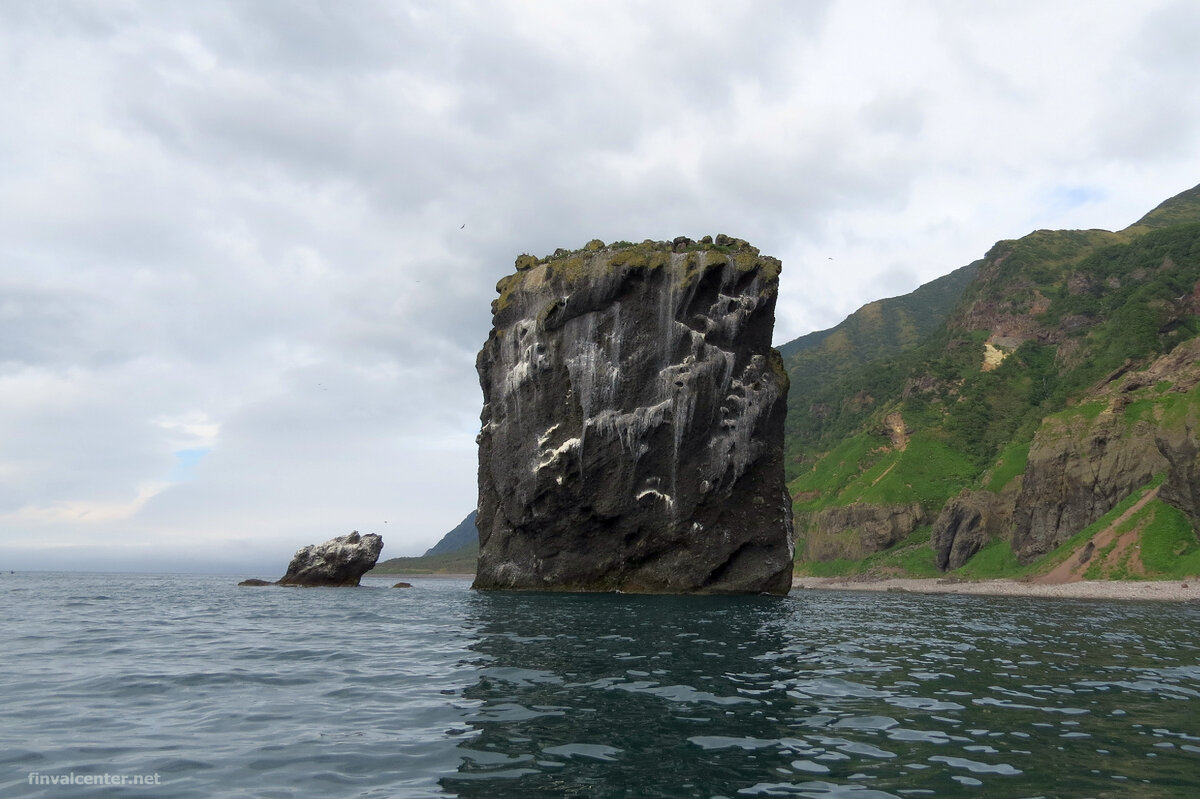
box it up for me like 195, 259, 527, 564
2, 1, 1199, 574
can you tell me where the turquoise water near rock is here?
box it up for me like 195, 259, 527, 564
2, 572, 1198, 797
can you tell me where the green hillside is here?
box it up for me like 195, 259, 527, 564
1130, 182, 1200, 230
371, 539, 479, 575
785, 182, 1200, 579
777, 262, 979, 362
781, 263, 979, 480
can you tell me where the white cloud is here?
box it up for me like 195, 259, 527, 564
1, 0, 1198, 572
1, 481, 168, 526
153, 411, 220, 450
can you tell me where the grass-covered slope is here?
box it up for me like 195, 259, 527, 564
782, 263, 978, 480
370, 539, 479, 575
1129, 181, 1200, 231
803, 374, 1200, 581
372, 513, 479, 575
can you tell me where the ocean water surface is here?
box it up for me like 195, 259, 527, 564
2, 572, 1198, 797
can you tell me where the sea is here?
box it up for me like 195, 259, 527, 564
2, 572, 1199, 798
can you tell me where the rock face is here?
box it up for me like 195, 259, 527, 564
991, 339, 1200, 565
799, 503, 927, 562
1158, 420, 1200, 531
932, 489, 1016, 571
1011, 407, 1166, 563
474, 237, 794, 594
276, 532, 384, 587
1152, 342, 1200, 532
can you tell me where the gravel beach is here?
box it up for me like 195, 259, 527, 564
792, 576, 1200, 601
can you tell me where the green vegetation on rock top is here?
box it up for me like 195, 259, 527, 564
492, 235, 780, 323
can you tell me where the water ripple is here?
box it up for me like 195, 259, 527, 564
2, 574, 1199, 797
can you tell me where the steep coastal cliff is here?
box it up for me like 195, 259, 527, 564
475, 236, 793, 594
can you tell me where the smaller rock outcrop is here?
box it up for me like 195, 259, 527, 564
239, 532, 384, 587
278, 532, 384, 586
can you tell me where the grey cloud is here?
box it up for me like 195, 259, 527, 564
1095, 1, 1200, 162
1, 1, 1197, 569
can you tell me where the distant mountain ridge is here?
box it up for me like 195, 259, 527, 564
780, 262, 980, 480
371, 511, 479, 575
777, 262, 980, 362
423, 511, 477, 556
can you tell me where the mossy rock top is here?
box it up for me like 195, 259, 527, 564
534, 234, 762, 265
494, 236, 779, 318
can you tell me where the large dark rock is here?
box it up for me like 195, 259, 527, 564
276, 531, 384, 587
474, 239, 794, 594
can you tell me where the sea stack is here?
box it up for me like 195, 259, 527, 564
474, 236, 794, 594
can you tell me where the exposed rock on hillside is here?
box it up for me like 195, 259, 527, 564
1009, 339, 1200, 563
1010, 407, 1166, 563
933, 339, 1200, 571
932, 489, 1016, 570
1153, 342, 1200, 531
475, 238, 793, 594
801, 502, 927, 562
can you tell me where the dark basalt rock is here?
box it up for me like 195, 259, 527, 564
474, 239, 793, 594
237, 578, 273, 587
276, 531, 384, 587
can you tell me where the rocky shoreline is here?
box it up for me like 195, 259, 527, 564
792, 576, 1200, 601
363, 573, 1200, 600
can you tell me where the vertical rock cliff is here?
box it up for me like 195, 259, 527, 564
474, 236, 794, 594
